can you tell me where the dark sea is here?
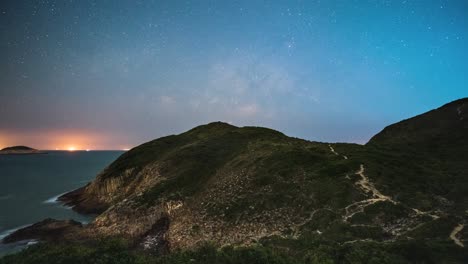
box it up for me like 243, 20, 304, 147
0, 151, 123, 256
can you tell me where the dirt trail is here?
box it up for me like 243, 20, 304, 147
328, 145, 339, 156
292, 208, 334, 238
411, 208, 439, 220
450, 224, 464, 247
354, 165, 395, 202
329, 146, 441, 223
343, 164, 442, 222
343, 165, 397, 221
341, 238, 374, 245
328, 144, 348, 160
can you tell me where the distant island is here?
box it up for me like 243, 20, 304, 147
0, 146, 46, 155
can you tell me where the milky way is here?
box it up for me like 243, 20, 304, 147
0, 0, 467, 149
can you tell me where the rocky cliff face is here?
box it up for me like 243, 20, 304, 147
59, 163, 163, 214
4, 99, 468, 259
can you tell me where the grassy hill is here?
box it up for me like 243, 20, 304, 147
1, 98, 468, 263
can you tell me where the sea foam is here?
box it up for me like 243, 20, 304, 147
0, 224, 32, 241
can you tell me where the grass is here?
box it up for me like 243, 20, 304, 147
4, 236, 467, 264
6, 98, 468, 263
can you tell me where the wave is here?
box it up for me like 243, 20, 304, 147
26, 240, 38, 246
43, 189, 75, 205
43, 193, 65, 204
0, 224, 32, 241
0, 226, 37, 257
43, 192, 75, 210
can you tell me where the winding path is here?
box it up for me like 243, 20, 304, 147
411, 208, 439, 220
328, 144, 348, 160
354, 165, 395, 202
450, 224, 465, 247
328, 145, 440, 223
328, 145, 339, 156
343, 165, 397, 221
327, 145, 397, 220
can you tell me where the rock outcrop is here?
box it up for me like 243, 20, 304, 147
2, 219, 82, 244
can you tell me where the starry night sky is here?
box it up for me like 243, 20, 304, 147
0, 0, 467, 150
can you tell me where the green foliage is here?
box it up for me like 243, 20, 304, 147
3, 235, 468, 264
0, 239, 152, 264
109, 122, 360, 224
362, 99, 468, 210
405, 216, 459, 239
340, 243, 409, 264
137, 126, 281, 203
160, 245, 299, 264
5, 98, 468, 264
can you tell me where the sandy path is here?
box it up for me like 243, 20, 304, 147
328, 144, 348, 160
328, 145, 441, 224
411, 208, 439, 220
450, 224, 464, 247
328, 145, 339, 156
343, 165, 397, 221
354, 165, 395, 202
344, 164, 442, 222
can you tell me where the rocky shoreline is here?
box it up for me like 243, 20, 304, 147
57, 186, 108, 215
1, 219, 83, 244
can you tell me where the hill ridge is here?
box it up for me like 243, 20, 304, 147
2, 98, 468, 263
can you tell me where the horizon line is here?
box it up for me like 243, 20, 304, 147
42, 149, 129, 151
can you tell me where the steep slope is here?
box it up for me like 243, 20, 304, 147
59, 122, 369, 250
363, 98, 468, 211
368, 98, 468, 147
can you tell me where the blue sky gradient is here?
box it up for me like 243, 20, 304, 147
0, 0, 467, 149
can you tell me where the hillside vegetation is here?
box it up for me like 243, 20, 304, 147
2, 98, 468, 263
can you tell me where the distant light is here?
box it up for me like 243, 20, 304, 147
85, 149, 90, 152
123, 148, 130, 151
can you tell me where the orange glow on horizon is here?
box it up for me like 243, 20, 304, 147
67, 146, 77, 151
0, 130, 132, 150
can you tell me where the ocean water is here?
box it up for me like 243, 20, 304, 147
0, 151, 123, 256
